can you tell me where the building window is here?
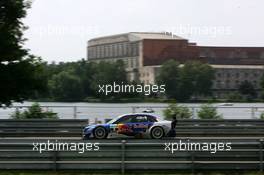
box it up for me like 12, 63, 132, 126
116, 44, 119, 57
91, 48, 95, 59
124, 43, 128, 56
131, 59, 134, 68
99, 46, 102, 58
235, 80, 240, 88
135, 59, 138, 67
217, 80, 221, 88
109, 45, 112, 57
124, 59, 128, 68
127, 58, 131, 68
131, 43, 138, 56
261, 52, 264, 59
114, 44, 118, 57
127, 43, 132, 56
101, 46, 105, 58
118, 44, 122, 57
96, 47, 100, 59
88, 48, 91, 58
226, 80, 230, 88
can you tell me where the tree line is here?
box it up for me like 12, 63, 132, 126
157, 60, 215, 101
27, 59, 217, 102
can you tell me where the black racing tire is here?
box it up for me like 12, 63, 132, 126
150, 126, 164, 139
82, 135, 89, 140
93, 127, 108, 139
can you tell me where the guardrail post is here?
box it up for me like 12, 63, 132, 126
15, 107, 19, 113
121, 140, 126, 175
251, 107, 256, 119
191, 107, 195, 119
190, 139, 195, 174
73, 106, 77, 119
53, 151, 57, 171
132, 106, 136, 113
260, 139, 263, 172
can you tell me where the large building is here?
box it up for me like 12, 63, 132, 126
87, 32, 264, 97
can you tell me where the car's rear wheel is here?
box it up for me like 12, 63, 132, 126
150, 127, 164, 139
93, 127, 108, 139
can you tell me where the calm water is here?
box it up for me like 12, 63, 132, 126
1, 102, 264, 122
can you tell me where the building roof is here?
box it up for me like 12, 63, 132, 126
88, 32, 186, 46
143, 64, 264, 69
129, 32, 185, 40
211, 64, 264, 69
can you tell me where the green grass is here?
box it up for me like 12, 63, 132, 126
0, 171, 264, 175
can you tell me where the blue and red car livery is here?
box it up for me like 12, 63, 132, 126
83, 113, 171, 139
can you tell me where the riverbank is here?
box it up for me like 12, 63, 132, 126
1, 102, 264, 120
30, 96, 264, 104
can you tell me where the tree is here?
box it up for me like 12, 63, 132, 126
11, 102, 58, 119
260, 113, 264, 120
78, 60, 98, 98
157, 60, 215, 101
90, 60, 128, 99
157, 60, 180, 99
163, 103, 192, 120
0, 0, 47, 106
238, 81, 256, 98
179, 61, 215, 100
259, 76, 264, 99
197, 104, 222, 119
261, 76, 264, 88
49, 71, 84, 101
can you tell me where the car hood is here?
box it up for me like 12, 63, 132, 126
84, 123, 109, 129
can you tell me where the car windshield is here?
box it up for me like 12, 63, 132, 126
107, 114, 161, 124
155, 116, 162, 122
106, 115, 123, 124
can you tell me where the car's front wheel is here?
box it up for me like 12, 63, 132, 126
93, 127, 108, 139
82, 135, 89, 140
150, 127, 164, 139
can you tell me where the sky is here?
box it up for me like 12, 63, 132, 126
23, 0, 264, 62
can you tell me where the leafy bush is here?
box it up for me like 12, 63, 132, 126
11, 103, 58, 119
260, 113, 264, 119
197, 104, 222, 119
163, 103, 192, 120
225, 92, 243, 102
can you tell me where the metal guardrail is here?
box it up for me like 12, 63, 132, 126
0, 119, 264, 137
0, 119, 88, 137
0, 138, 263, 173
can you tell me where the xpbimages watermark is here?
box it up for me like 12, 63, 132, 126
32, 140, 100, 154
98, 82, 166, 96
164, 140, 232, 154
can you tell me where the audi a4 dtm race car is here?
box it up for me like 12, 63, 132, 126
83, 113, 172, 139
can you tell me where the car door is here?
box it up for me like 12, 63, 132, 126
129, 115, 151, 134
112, 115, 134, 136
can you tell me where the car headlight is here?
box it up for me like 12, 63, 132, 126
83, 127, 90, 132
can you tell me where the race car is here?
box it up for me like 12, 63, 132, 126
83, 113, 172, 139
